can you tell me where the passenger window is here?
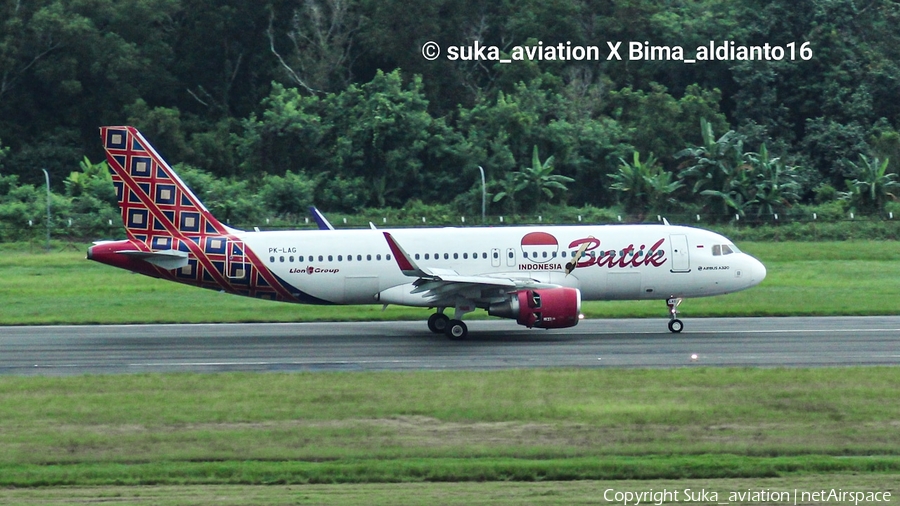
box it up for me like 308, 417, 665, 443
269, 256, 275, 262
346, 255, 352, 262
425, 253, 430, 260
508, 251, 514, 258
367, 254, 372, 261
444, 253, 449, 260
493, 251, 499, 259
453, 253, 458, 259
337, 255, 342, 261
318, 255, 324, 262
357, 255, 362, 261
542, 251, 548, 258
328, 255, 333, 262
415, 253, 420, 260
279, 256, 284, 262
376, 254, 382, 261
386, 254, 392, 261
289, 256, 294, 262
482, 252, 487, 259
298, 256, 304, 262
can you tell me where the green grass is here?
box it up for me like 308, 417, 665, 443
0, 368, 898, 487
1, 241, 899, 324
2, 475, 898, 506
3, 241, 898, 499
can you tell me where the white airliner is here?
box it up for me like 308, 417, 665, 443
88, 126, 766, 339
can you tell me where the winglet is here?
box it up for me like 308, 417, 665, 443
309, 206, 335, 230
383, 232, 426, 277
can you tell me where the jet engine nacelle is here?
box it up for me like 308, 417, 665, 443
488, 287, 582, 329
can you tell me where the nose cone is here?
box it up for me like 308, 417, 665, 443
746, 255, 767, 287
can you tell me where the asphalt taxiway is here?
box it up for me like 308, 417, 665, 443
1, 317, 899, 375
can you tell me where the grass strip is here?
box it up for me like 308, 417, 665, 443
1, 368, 899, 486
1, 476, 899, 506
3, 455, 900, 487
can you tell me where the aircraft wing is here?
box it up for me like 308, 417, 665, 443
382, 232, 556, 304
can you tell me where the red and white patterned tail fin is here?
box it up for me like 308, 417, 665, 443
99, 126, 229, 245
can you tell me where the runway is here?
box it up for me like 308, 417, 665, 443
1, 317, 899, 375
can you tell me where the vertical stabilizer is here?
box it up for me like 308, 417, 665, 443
100, 126, 229, 245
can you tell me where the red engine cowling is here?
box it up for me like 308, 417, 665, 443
488, 287, 582, 329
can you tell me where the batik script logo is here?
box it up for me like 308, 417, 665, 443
568, 237, 667, 269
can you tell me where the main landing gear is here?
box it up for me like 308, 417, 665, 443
667, 297, 684, 333
427, 307, 470, 340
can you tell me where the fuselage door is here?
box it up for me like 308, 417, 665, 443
669, 234, 690, 273
226, 239, 247, 279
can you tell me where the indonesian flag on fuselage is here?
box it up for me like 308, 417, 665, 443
520, 231, 559, 261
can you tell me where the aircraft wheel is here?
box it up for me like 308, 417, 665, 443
428, 313, 450, 334
668, 319, 684, 333
446, 320, 468, 340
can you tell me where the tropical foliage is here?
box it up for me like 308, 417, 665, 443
1, 0, 899, 239
841, 155, 899, 213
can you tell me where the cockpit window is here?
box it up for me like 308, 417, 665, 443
712, 244, 738, 256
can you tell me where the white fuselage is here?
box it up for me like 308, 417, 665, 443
234, 224, 766, 306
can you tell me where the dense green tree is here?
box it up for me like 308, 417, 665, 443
64, 157, 120, 238
257, 171, 318, 218
842, 154, 899, 214
610, 151, 683, 217
497, 145, 573, 212
459, 77, 631, 207
745, 143, 801, 218
1, 0, 900, 218
677, 119, 748, 217
606, 84, 728, 171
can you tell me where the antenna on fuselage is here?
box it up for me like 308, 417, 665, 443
565, 236, 594, 276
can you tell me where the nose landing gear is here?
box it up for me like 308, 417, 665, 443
667, 297, 684, 333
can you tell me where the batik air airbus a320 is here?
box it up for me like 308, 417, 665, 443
88, 126, 766, 339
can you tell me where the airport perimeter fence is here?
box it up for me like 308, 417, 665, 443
4, 208, 900, 248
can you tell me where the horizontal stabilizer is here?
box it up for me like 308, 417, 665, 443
117, 249, 189, 270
